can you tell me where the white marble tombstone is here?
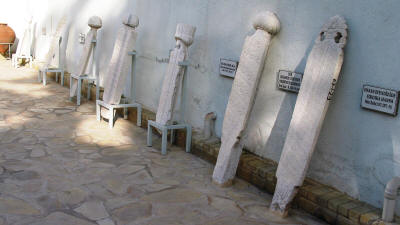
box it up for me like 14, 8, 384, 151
270, 16, 348, 217
69, 16, 102, 98
155, 23, 196, 126
42, 16, 68, 68
212, 11, 280, 186
16, 17, 33, 58
102, 14, 139, 105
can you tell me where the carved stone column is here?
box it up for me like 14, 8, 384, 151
271, 15, 348, 217
156, 23, 196, 126
102, 15, 139, 105
42, 16, 68, 68
212, 11, 280, 186
70, 16, 102, 98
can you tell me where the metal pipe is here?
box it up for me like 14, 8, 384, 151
204, 112, 217, 139
383, 176, 400, 222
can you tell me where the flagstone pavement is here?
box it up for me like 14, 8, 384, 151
0, 60, 328, 225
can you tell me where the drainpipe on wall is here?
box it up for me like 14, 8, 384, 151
204, 112, 217, 139
383, 176, 400, 222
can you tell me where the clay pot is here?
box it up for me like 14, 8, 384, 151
0, 23, 16, 55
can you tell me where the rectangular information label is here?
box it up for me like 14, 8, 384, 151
361, 85, 399, 116
277, 70, 303, 93
220, 59, 238, 78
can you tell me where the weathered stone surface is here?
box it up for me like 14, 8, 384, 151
209, 196, 243, 215
97, 218, 115, 225
87, 153, 103, 159
32, 212, 96, 225
57, 187, 89, 205
30, 149, 45, 157
143, 183, 172, 193
105, 197, 136, 211
0, 197, 41, 215
126, 170, 153, 185
103, 178, 127, 195
203, 217, 265, 225
114, 164, 145, 175
74, 201, 109, 221
12, 170, 40, 180
271, 15, 348, 216
2, 160, 31, 171
36, 195, 64, 212
155, 23, 196, 125
102, 14, 139, 105
142, 188, 203, 203
212, 11, 280, 186
112, 202, 152, 224
70, 16, 102, 98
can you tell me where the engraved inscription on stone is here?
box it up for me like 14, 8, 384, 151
220, 59, 238, 78
277, 70, 303, 93
361, 85, 399, 116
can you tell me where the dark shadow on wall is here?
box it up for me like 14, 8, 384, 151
261, 37, 315, 161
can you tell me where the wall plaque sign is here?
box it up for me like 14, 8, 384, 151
277, 70, 303, 93
219, 59, 238, 78
361, 85, 399, 116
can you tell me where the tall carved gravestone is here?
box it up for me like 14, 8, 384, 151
16, 18, 33, 58
70, 16, 102, 98
12, 17, 33, 67
270, 16, 348, 216
102, 15, 139, 105
212, 11, 280, 186
42, 16, 68, 68
155, 23, 196, 126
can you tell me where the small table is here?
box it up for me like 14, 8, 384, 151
0, 43, 14, 59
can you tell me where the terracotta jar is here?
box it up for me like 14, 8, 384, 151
0, 23, 16, 55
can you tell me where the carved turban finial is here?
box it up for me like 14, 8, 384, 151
252, 11, 280, 35
123, 14, 139, 29
88, 16, 102, 29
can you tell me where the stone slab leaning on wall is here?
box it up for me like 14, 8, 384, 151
212, 11, 280, 186
41, 15, 68, 69
69, 16, 102, 98
16, 17, 33, 58
102, 15, 139, 105
155, 23, 196, 126
270, 15, 348, 217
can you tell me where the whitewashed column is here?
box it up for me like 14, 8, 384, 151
212, 11, 280, 186
270, 16, 348, 217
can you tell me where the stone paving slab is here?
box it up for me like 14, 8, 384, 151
0, 60, 328, 225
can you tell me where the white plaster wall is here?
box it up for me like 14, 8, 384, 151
4, 0, 400, 210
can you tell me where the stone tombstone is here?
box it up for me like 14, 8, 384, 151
212, 11, 280, 186
271, 16, 348, 216
70, 16, 102, 98
155, 23, 196, 126
42, 16, 68, 68
102, 14, 139, 105
16, 17, 33, 57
